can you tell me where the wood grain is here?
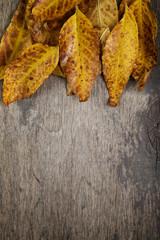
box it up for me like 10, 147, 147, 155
0, 0, 160, 239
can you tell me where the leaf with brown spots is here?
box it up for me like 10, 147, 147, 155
26, 0, 74, 46
149, 9, 157, 40
0, 0, 32, 80
29, 19, 60, 46
79, 0, 118, 30
32, 0, 83, 21
102, 5, 138, 107
59, 8, 100, 102
43, 9, 75, 30
3, 44, 59, 106
130, 0, 158, 91
118, 0, 150, 19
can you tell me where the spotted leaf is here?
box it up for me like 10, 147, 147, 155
118, 0, 151, 19
79, 0, 118, 30
130, 0, 158, 91
102, 5, 138, 107
0, 0, 32, 80
32, 0, 83, 21
3, 44, 59, 106
59, 8, 100, 102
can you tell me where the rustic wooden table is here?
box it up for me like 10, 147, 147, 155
0, 0, 160, 239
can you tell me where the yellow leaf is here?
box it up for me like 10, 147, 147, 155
3, 44, 59, 106
53, 65, 65, 78
43, 9, 75, 30
130, 0, 158, 91
26, 0, 74, 46
102, 5, 138, 107
32, 0, 83, 21
119, 0, 150, 19
59, 9, 100, 102
0, 0, 32, 80
149, 9, 157, 40
79, 0, 118, 30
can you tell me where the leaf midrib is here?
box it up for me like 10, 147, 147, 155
11, 46, 56, 81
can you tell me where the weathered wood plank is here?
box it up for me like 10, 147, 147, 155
0, 0, 160, 239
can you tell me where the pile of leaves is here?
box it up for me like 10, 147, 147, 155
0, 0, 158, 107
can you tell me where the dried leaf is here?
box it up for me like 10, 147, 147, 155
30, 20, 60, 45
102, 5, 138, 107
32, 0, 83, 21
149, 9, 157, 39
59, 9, 100, 102
79, 0, 118, 30
3, 43, 59, 106
130, 0, 158, 91
0, 0, 32, 79
95, 27, 110, 51
43, 9, 75, 30
53, 64, 65, 78
67, 83, 74, 96
118, 0, 150, 19
94, 27, 110, 74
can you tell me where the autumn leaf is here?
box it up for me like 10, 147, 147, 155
119, 0, 157, 38
32, 0, 83, 21
29, 20, 60, 46
26, 0, 74, 46
0, 0, 32, 80
67, 83, 74, 96
3, 44, 59, 106
53, 64, 65, 78
43, 9, 75, 30
148, 9, 157, 40
59, 8, 100, 102
79, 0, 118, 30
102, 5, 138, 107
130, 0, 158, 91
119, 0, 150, 19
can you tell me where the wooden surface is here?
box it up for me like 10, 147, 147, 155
0, 1, 160, 239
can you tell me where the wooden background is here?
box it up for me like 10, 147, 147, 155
0, 0, 160, 239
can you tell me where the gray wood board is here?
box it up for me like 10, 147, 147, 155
0, 0, 160, 239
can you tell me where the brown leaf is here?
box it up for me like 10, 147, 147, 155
0, 0, 32, 79
67, 83, 74, 96
3, 44, 59, 106
30, 20, 60, 46
102, 5, 139, 107
59, 8, 100, 102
